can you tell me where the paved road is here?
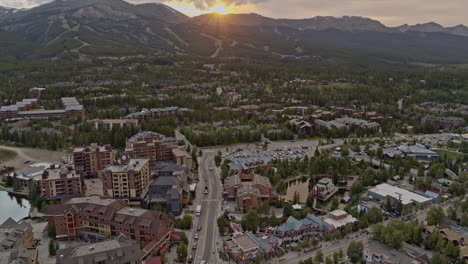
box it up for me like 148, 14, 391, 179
192, 150, 222, 264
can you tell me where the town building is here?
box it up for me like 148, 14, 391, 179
123, 131, 178, 168
171, 148, 193, 169
0, 218, 35, 251
368, 183, 433, 209
384, 143, 439, 161
103, 159, 151, 205
40, 165, 83, 200
47, 196, 174, 256
315, 116, 380, 130
323, 209, 358, 230
422, 115, 465, 131
223, 231, 279, 263
289, 119, 312, 134
228, 156, 272, 175
224, 92, 242, 106
145, 163, 193, 216
56, 234, 141, 264
88, 119, 139, 130
363, 240, 430, 264
223, 174, 275, 213
125, 107, 189, 120
311, 177, 338, 201
266, 214, 334, 239
73, 143, 113, 177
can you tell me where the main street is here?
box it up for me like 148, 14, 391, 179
192, 150, 223, 264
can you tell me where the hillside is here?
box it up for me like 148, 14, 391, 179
1, 0, 468, 65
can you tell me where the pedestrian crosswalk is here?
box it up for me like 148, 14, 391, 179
201, 199, 219, 202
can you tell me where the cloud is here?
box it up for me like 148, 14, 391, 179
1, 0, 51, 8
160, 0, 268, 10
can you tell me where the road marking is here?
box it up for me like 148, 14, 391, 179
201, 199, 219, 202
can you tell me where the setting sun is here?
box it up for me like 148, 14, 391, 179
210, 3, 229, 15
164, 1, 239, 17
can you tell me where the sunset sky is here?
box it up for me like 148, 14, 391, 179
1, 0, 467, 27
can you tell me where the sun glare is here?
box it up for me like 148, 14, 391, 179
210, 3, 230, 15
165, 1, 238, 17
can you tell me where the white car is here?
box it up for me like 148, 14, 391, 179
194, 233, 199, 240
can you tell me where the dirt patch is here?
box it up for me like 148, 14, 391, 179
0, 146, 67, 170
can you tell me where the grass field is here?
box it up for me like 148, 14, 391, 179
0, 148, 17, 161
434, 149, 463, 161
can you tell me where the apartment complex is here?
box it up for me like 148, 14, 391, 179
47, 196, 174, 249
422, 115, 465, 131
125, 106, 189, 120
103, 159, 151, 205
88, 119, 139, 130
124, 131, 178, 168
0, 97, 85, 119
40, 165, 82, 200
56, 234, 141, 264
73, 144, 113, 177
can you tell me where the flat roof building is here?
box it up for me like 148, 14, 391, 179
368, 183, 433, 206
56, 234, 140, 264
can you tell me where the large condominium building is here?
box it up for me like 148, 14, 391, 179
0, 97, 85, 119
40, 165, 82, 200
73, 143, 113, 177
124, 131, 177, 168
47, 196, 174, 254
103, 159, 151, 205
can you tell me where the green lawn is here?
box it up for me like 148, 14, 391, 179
0, 148, 17, 162
434, 149, 463, 161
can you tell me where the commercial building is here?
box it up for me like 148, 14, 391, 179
384, 143, 439, 161
368, 183, 433, 208
363, 240, 430, 264
125, 107, 189, 120
56, 234, 141, 264
315, 116, 380, 130
123, 131, 178, 168
223, 232, 279, 263
311, 177, 338, 201
323, 209, 358, 230
47, 196, 174, 251
103, 159, 151, 205
73, 144, 113, 177
88, 119, 139, 130
223, 174, 275, 213
40, 165, 83, 200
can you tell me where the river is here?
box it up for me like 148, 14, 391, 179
0, 191, 31, 224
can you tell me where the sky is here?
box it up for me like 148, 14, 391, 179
1, 0, 467, 27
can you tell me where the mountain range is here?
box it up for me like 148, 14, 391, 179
2, 0, 468, 65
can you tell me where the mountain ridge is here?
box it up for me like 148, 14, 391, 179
1, 0, 468, 65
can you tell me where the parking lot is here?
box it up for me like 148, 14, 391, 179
221, 139, 344, 161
